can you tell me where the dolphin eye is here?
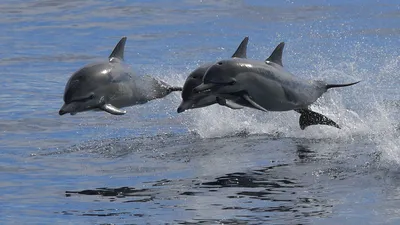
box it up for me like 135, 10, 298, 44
89, 94, 95, 99
229, 80, 236, 85
217, 62, 223, 65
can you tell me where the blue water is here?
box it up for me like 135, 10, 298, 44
1, 0, 400, 224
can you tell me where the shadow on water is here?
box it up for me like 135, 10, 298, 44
66, 187, 155, 203
52, 131, 380, 224
64, 163, 332, 224
195, 164, 331, 222
295, 144, 317, 163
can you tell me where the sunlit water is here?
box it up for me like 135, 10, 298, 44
0, 0, 400, 224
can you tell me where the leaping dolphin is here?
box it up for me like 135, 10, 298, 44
194, 42, 360, 130
177, 37, 250, 113
59, 37, 182, 116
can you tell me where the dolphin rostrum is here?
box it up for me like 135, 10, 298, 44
59, 37, 182, 116
177, 37, 250, 113
194, 42, 360, 130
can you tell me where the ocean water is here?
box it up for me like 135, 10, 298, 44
1, 0, 400, 224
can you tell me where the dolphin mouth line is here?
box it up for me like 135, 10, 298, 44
59, 95, 104, 116
65, 94, 95, 104
195, 88, 212, 94
209, 81, 235, 86
194, 81, 235, 94
59, 103, 104, 116
193, 84, 213, 94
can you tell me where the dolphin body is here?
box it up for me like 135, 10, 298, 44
194, 42, 360, 130
177, 37, 251, 113
59, 37, 182, 116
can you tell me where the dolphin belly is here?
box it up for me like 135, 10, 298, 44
108, 77, 176, 109
191, 94, 218, 109
105, 82, 148, 108
243, 74, 303, 111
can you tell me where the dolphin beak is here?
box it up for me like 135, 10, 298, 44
59, 104, 68, 115
59, 103, 76, 116
193, 83, 215, 93
177, 100, 195, 113
177, 107, 185, 113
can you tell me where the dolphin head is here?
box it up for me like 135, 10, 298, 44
177, 64, 210, 113
60, 37, 129, 116
181, 67, 206, 100
194, 59, 248, 95
59, 62, 113, 115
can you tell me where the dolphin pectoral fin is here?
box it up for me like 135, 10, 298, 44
243, 94, 269, 112
225, 101, 244, 109
216, 97, 243, 109
295, 109, 340, 130
109, 37, 127, 62
100, 104, 126, 115
231, 36, 249, 58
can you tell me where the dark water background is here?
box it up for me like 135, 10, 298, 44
1, 0, 400, 224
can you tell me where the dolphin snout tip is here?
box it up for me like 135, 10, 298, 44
59, 103, 76, 116
177, 107, 185, 113
178, 100, 193, 113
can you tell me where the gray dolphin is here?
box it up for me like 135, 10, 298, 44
59, 37, 182, 116
177, 37, 250, 113
194, 42, 360, 130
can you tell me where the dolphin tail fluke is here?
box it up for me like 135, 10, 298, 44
295, 109, 340, 130
326, 81, 361, 90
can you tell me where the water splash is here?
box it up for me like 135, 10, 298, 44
154, 45, 400, 167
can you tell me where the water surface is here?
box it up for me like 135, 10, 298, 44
1, 0, 400, 224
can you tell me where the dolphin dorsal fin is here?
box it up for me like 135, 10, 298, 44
231, 36, 249, 58
109, 37, 127, 62
266, 42, 285, 67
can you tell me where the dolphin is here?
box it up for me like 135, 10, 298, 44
194, 42, 360, 130
177, 37, 250, 113
59, 37, 182, 116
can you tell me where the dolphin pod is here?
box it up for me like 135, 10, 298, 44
59, 37, 182, 116
60, 36, 360, 130
194, 41, 360, 130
